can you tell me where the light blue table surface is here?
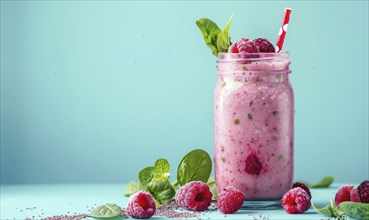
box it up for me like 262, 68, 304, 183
0, 183, 349, 220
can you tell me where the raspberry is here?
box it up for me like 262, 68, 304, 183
245, 153, 262, 175
228, 38, 259, 53
357, 180, 369, 203
126, 191, 156, 219
282, 187, 311, 214
253, 38, 275, 53
175, 181, 212, 211
217, 186, 245, 214
334, 185, 361, 207
292, 182, 312, 199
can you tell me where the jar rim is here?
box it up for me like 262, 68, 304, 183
217, 52, 289, 62
217, 52, 291, 73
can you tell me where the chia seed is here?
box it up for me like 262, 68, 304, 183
154, 200, 198, 219
42, 214, 88, 220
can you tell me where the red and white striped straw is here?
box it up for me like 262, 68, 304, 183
275, 8, 292, 53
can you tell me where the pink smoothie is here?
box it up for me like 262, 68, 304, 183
214, 53, 293, 200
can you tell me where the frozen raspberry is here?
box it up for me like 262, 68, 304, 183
217, 186, 245, 214
282, 187, 311, 214
175, 181, 212, 211
334, 185, 361, 207
292, 182, 312, 199
253, 38, 275, 53
245, 153, 262, 175
357, 180, 369, 203
126, 191, 156, 219
228, 38, 259, 53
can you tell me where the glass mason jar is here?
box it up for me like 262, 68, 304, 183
214, 52, 293, 200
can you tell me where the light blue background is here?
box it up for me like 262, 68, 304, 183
1, 1, 368, 185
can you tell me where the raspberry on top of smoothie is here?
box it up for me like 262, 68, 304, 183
228, 38, 275, 53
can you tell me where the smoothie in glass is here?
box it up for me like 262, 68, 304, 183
214, 52, 293, 200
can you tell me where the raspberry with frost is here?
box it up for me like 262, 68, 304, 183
175, 181, 212, 211
253, 38, 275, 52
217, 186, 245, 214
282, 187, 311, 214
228, 38, 259, 53
334, 185, 361, 207
126, 191, 156, 219
292, 182, 311, 199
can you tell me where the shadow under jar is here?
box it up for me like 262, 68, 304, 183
214, 52, 294, 200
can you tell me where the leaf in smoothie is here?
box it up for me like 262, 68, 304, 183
248, 113, 253, 120
276, 74, 283, 83
177, 149, 212, 186
217, 14, 234, 53
89, 203, 122, 219
124, 181, 144, 197
196, 18, 221, 56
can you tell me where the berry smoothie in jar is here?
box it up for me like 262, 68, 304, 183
214, 45, 293, 200
196, 11, 294, 201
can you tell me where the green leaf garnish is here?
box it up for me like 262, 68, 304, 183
298, 176, 334, 188
153, 158, 171, 182
216, 14, 233, 53
340, 201, 369, 220
89, 203, 122, 219
207, 176, 218, 201
146, 180, 176, 205
312, 198, 347, 219
127, 149, 214, 206
196, 18, 221, 56
124, 181, 144, 197
177, 149, 212, 186
138, 166, 155, 187
312, 202, 333, 217
310, 176, 334, 188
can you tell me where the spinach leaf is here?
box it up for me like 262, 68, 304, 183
89, 203, 122, 219
177, 149, 212, 186
153, 158, 170, 182
124, 181, 144, 197
298, 176, 334, 188
340, 201, 369, 220
312, 202, 333, 217
217, 14, 233, 53
207, 176, 218, 200
146, 180, 176, 205
196, 18, 221, 56
139, 166, 155, 187
310, 176, 334, 188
